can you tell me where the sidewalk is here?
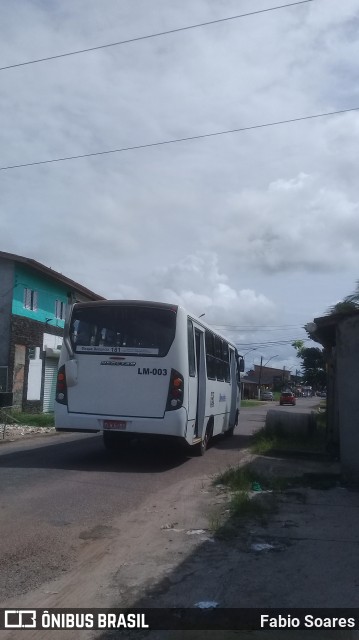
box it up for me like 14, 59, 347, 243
100, 451, 359, 640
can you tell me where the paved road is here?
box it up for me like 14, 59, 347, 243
0, 397, 319, 605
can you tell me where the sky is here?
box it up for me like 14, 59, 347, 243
1, 0, 359, 374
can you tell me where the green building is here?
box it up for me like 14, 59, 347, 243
0, 251, 104, 412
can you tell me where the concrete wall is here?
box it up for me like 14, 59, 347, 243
325, 346, 339, 454
336, 315, 359, 481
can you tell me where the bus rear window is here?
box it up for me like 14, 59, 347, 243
70, 305, 177, 357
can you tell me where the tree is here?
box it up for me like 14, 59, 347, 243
328, 300, 358, 315
345, 279, 359, 305
327, 281, 359, 315
292, 340, 305, 356
292, 341, 326, 389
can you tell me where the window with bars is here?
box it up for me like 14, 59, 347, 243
55, 300, 67, 320
23, 288, 38, 311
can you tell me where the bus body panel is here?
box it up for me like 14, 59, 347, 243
66, 353, 174, 417
56, 403, 189, 439
203, 377, 232, 436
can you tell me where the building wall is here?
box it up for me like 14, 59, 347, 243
9, 315, 63, 412
336, 315, 359, 481
0, 258, 14, 376
12, 264, 68, 327
325, 346, 339, 454
0, 255, 104, 410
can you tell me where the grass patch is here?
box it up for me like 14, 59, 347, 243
241, 400, 262, 407
229, 491, 268, 518
211, 459, 341, 539
207, 509, 224, 534
7, 411, 55, 428
251, 418, 327, 456
215, 465, 288, 492
211, 465, 283, 537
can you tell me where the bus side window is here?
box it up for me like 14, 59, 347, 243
205, 331, 216, 380
223, 341, 230, 382
187, 319, 196, 377
215, 336, 224, 381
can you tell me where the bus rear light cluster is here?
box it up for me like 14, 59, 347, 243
56, 365, 68, 405
166, 369, 184, 411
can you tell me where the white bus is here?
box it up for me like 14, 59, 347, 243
55, 300, 244, 455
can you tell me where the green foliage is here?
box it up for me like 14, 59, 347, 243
301, 347, 326, 388
327, 280, 359, 315
251, 423, 327, 455
328, 300, 358, 315
291, 339, 305, 356
240, 399, 262, 407
292, 341, 326, 388
345, 285, 359, 305
215, 466, 261, 491
10, 412, 55, 427
229, 492, 265, 518
214, 465, 287, 492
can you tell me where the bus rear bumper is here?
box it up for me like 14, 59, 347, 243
55, 404, 190, 440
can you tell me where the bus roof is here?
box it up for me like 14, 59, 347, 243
72, 299, 178, 311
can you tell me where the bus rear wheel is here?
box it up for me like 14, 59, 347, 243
194, 421, 212, 456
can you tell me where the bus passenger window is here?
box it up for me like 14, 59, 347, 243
187, 320, 196, 377
205, 331, 216, 380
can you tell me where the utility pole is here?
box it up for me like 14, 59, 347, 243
257, 356, 263, 400
257, 355, 279, 399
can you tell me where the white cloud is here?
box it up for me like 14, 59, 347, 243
1, 0, 359, 369
148, 252, 276, 328
209, 168, 359, 273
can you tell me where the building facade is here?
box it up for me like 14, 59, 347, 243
0, 251, 104, 412
307, 309, 359, 481
242, 364, 292, 397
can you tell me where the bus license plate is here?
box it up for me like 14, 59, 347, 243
103, 420, 127, 430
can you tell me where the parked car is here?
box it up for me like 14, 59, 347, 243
280, 391, 296, 406
260, 391, 274, 401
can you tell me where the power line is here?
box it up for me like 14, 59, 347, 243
1, 105, 358, 173
212, 323, 300, 328
0, 1, 314, 72
211, 324, 302, 331
235, 337, 310, 346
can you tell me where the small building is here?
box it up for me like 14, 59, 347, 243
242, 365, 292, 398
0, 251, 104, 413
306, 309, 359, 481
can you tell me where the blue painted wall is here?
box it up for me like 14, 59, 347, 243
12, 265, 68, 328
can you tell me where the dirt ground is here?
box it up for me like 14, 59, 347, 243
2, 433, 357, 640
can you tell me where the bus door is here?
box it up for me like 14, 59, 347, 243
229, 349, 239, 427
194, 328, 206, 438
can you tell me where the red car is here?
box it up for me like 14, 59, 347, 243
280, 391, 296, 406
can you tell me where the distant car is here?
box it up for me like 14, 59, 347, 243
318, 391, 327, 398
260, 391, 274, 401
280, 391, 296, 406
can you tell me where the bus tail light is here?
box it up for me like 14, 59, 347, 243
56, 365, 68, 405
166, 369, 184, 411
